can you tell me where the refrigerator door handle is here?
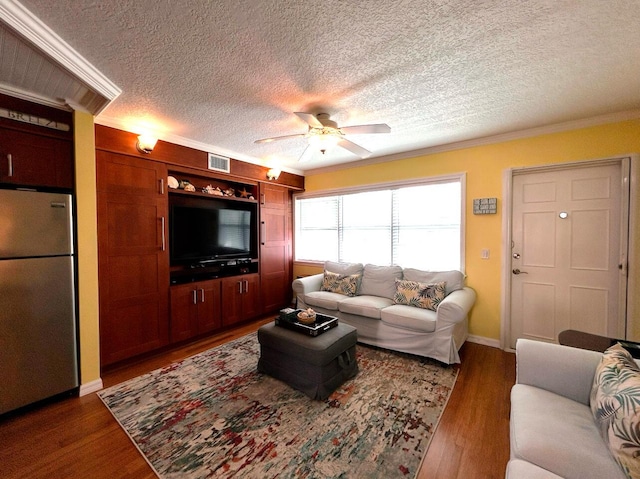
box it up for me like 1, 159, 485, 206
50, 202, 67, 208
7, 153, 13, 177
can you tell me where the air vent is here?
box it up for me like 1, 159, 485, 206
208, 153, 230, 173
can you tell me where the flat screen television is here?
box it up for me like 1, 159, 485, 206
169, 194, 258, 266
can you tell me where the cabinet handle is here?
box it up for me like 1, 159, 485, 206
192, 290, 197, 305
260, 193, 265, 205
238, 281, 243, 294
244, 280, 248, 294
261, 221, 266, 245
7, 154, 13, 177
159, 178, 164, 195
200, 288, 205, 303
161, 217, 166, 251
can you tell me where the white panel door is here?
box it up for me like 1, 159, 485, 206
510, 163, 626, 348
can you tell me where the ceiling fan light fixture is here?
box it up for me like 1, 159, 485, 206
307, 129, 341, 154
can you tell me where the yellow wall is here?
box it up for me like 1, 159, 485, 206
296, 119, 640, 341
73, 110, 101, 386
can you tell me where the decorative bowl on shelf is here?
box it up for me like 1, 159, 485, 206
297, 309, 316, 324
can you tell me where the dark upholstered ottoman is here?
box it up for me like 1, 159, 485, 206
257, 322, 358, 400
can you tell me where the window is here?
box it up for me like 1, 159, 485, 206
294, 176, 464, 271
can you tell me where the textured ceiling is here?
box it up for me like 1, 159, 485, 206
8, 0, 640, 173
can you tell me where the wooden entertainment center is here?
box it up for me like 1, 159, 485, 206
96, 125, 303, 367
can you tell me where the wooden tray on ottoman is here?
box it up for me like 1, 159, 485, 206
275, 309, 338, 337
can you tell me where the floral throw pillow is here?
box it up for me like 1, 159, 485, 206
393, 279, 446, 311
320, 271, 360, 296
590, 343, 640, 479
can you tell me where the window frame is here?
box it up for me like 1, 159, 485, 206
293, 173, 466, 272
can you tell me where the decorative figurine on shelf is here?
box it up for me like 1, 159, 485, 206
238, 187, 251, 198
223, 188, 235, 197
202, 185, 224, 196
179, 180, 196, 192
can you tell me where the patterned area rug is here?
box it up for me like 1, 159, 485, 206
98, 332, 458, 478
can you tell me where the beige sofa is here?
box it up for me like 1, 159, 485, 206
508, 339, 635, 479
292, 261, 476, 364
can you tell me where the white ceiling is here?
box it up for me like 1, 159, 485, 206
3, 0, 640, 174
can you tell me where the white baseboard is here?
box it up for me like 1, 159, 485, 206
79, 378, 104, 396
467, 334, 501, 349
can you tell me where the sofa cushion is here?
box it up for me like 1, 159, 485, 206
510, 384, 626, 479
402, 268, 464, 295
338, 295, 393, 319
590, 343, 640, 479
303, 291, 349, 311
358, 264, 403, 299
380, 304, 437, 333
321, 271, 360, 296
506, 459, 564, 479
393, 279, 446, 311
324, 261, 364, 276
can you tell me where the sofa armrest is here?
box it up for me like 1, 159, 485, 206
292, 273, 323, 297
436, 287, 476, 325
516, 338, 603, 405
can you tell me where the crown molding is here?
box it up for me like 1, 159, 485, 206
0, 81, 71, 110
304, 109, 640, 175
0, 0, 121, 113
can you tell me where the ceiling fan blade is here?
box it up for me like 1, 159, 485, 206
340, 124, 391, 135
298, 144, 315, 163
254, 133, 305, 144
294, 112, 323, 128
337, 138, 372, 158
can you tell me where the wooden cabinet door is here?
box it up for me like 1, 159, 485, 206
169, 279, 221, 341
241, 274, 261, 320
197, 279, 222, 334
260, 182, 288, 209
97, 151, 170, 366
0, 129, 73, 189
221, 274, 260, 326
221, 277, 243, 327
260, 207, 291, 312
259, 183, 292, 314
169, 283, 199, 342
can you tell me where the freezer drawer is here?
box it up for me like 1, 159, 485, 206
0, 189, 73, 258
0, 256, 78, 414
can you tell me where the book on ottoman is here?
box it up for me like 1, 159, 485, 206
275, 308, 338, 337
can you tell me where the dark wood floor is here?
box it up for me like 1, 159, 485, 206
0, 318, 515, 478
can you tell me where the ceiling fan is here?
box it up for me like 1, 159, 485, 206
255, 112, 390, 162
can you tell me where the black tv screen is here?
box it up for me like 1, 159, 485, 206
169, 195, 258, 265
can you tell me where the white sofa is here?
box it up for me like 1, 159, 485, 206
292, 262, 476, 364
508, 339, 634, 479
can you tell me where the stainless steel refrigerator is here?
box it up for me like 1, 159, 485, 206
0, 188, 79, 415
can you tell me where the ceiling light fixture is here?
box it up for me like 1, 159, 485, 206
266, 168, 281, 180
136, 135, 158, 154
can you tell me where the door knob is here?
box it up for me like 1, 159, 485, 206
512, 268, 529, 275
